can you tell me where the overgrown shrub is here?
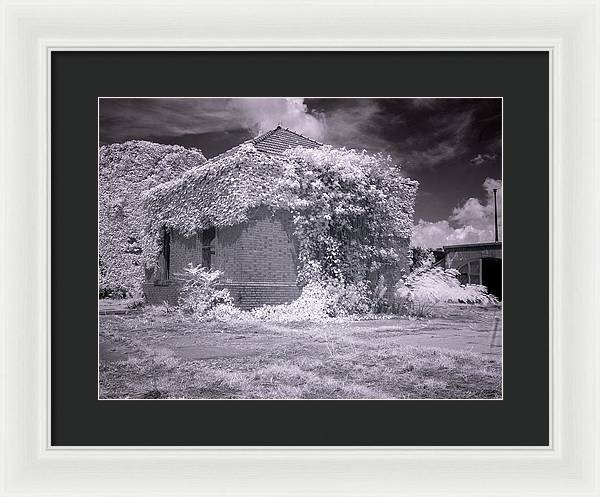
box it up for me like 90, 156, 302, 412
409, 247, 434, 272
325, 279, 372, 316
177, 264, 232, 319
99, 141, 206, 298
204, 303, 244, 322
250, 279, 371, 323
278, 146, 418, 285
370, 275, 390, 314
250, 282, 334, 322
393, 266, 499, 316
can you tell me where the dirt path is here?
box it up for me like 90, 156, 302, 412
354, 310, 501, 358
99, 304, 501, 363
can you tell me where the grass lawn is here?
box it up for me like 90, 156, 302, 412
99, 304, 502, 400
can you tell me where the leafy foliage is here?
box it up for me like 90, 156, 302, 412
409, 246, 435, 272
142, 142, 287, 267
250, 279, 372, 323
143, 143, 418, 286
177, 264, 232, 319
204, 302, 245, 322
99, 141, 206, 297
276, 146, 418, 283
393, 265, 499, 316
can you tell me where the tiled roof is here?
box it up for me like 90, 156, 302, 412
143, 127, 324, 236
196, 126, 322, 167
252, 126, 321, 155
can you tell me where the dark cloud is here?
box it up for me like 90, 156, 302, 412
296, 98, 502, 175
99, 97, 502, 226
304, 98, 502, 225
470, 153, 497, 165
99, 98, 325, 145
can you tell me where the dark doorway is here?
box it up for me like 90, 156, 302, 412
482, 257, 502, 300
161, 230, 171, 280
201, 227, 216, 269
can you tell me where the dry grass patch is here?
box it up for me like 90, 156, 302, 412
99, 305, 501, 399
100, 343, 500, 400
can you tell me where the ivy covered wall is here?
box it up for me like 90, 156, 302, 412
99, 140, 206, 297
142, 143, 418, 288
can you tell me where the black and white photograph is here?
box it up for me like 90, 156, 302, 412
9, 0, 600, 488
98, 97, 502, 400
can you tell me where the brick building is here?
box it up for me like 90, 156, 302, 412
144, 207, 301, 308
142, 126, 414, 308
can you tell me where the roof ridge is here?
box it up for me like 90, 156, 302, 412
196, 125, 321, 165
252, 126, 281, 144
252, 125, 323, 147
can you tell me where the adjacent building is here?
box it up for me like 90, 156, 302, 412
443, 241, 502, 299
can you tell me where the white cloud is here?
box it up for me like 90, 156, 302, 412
101, 97, 326, 142
411, 220, 497, 248
321, 99, 389, 151
229, 98, 325, 140
412, 177, 502, 248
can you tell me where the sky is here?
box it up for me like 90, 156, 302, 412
99, 97, 502, 248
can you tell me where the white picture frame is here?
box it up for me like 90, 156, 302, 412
1, 0, 598, 495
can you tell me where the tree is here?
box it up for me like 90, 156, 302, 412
99, 141, 206, 297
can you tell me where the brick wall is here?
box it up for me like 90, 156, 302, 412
213, 207, 298, 284
221, 282, 301, 310
144, 207, 300, 307
144, 208, 412, 307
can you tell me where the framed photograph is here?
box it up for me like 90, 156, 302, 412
2, 1, 599, 496
98, 95, 504, 402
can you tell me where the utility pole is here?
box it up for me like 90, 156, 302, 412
493, 188, 499, 242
